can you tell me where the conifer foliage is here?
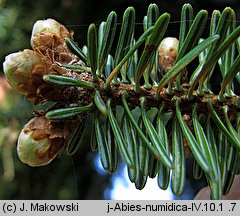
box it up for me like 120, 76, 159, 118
3, 3, 240, 199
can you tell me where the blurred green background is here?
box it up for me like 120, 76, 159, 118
0, 0, 239, 199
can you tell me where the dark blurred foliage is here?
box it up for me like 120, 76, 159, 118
1, 0, 239, 66
0, 0, 240, 200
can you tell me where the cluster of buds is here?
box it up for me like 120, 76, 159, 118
3, 19, 84, 166
3, 19, 81, 103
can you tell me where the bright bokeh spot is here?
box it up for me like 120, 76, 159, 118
94, 154, 173, 200
110, 166, 173, 200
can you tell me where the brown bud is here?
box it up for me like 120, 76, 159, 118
17, 116, 75, 167
158, 37, 179, 76
30, 18, 76, 63
3, 49, 50, 98
3, 48, 70, 103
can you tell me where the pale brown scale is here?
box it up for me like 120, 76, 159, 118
23, 116, 78, 153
